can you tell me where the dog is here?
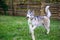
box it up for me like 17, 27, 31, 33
26, 6, 51, 40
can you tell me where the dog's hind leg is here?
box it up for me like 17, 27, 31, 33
47, 20, 50, 34
44, 24, 50, 34
46, 26, 50, 34
44, 20, 50, 34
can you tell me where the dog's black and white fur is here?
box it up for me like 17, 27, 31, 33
26, 6, 51, 40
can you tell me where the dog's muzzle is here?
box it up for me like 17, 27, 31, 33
26, 17, 29, 19
26, 17, 33, 20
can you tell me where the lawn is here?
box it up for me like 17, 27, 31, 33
0, 15, 60, 40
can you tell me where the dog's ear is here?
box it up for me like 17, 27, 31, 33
31, 10, 34, 15
27, 9, 31, 14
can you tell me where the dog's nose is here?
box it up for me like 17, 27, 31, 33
26, 17, 29, 19
27, 17, 29, 18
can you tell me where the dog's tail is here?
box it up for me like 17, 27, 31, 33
45, 6, 51, 18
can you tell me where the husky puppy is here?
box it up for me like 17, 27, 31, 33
26, 6, 51, 40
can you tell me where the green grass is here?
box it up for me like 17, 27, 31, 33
0, 15, 60, 40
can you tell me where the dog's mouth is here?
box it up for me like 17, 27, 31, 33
26, 17, 29, 19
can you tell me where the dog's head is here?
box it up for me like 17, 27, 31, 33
26, 9, 34, 19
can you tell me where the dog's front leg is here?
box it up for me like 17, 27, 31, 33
29, 25, 35, 40
32, 26, 37, 30
29, 25, 33, 33
31, 29, 35, 40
